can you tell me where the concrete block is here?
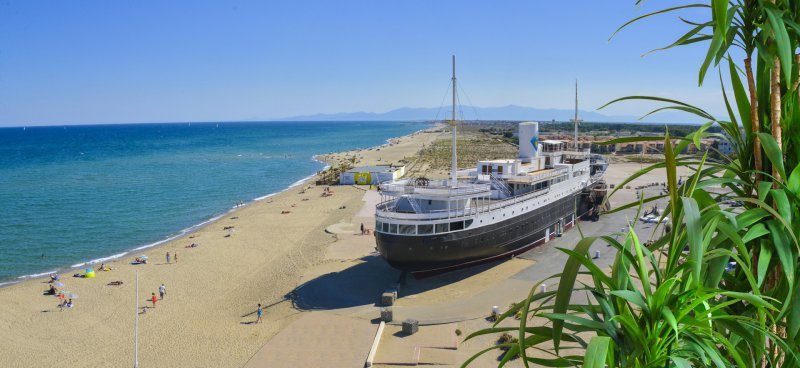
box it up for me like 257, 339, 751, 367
402, 319, 419, 335
381, 292, 395, 306
381, 307, 393, 322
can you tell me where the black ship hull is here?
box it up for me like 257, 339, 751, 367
375, 190, 594, 273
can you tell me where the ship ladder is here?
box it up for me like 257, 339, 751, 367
407, 197, 423, 214
490, 173, 512, 197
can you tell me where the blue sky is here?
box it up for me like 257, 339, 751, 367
0, 1, 729, 126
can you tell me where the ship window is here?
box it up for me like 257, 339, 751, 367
382, 222, 389, 232
435, 223, 449, 233
389, 223, 398, 233
465, 219, 473, 228
376, 221, 383, 231
497, 166, 503, 174
399, 224, 416, 234
450, 221, 464, 231
418, 224, 433, 234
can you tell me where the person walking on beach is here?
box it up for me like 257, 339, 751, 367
151, 292, 157, 308
360, 223, 365, 235
174, 252, 178, 263
256, 304, 263, 324
166, 252, 171, 264
159, 284, 166, 300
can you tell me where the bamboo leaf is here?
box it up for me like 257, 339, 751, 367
643, 22, 711, 56
728, 57, 751, 137
757, 132, 786, 181
609, 4, 711, 41
699, 26, 726, 85
683, 197, 704, 286
767, 220, 795, 292
719, 291, 777, 310
742, 223, 769, 243
598, 95, 715, 120
789, 165, 800, 194
712, 0, 729, 45
609, 290, 649, 311
789, 287, 800, 340
583, 336, 611, 368
758, 241, 772, 287
551, 236, 597, 351
763, 5, 793, 84
672, 357, 692, 368
662, 307, 679, 337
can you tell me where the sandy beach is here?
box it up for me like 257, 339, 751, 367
0, 128, 439, 367
0, 125, 691, 368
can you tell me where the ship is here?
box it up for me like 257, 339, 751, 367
374, 56, 608, 273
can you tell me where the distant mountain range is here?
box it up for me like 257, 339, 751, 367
274, 104, 705, 124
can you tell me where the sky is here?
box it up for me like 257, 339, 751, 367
0, 1, 732, 126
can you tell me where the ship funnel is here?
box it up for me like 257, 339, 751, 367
518, 122, 539, 163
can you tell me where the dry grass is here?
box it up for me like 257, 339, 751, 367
403, 126, 518, 179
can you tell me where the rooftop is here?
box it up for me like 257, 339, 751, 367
345, 165, 402, 173
478, 159, 517, 164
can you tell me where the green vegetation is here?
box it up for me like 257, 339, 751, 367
475, 121, 722, 140
465, 1, 800, 367
316, 162, 352, 185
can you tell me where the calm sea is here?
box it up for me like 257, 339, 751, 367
0, 121, 427, 283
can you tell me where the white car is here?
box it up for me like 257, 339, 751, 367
642, 215, 668, 224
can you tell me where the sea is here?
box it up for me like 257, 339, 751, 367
0, 121, 428, 284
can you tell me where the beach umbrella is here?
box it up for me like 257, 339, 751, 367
139, 255, 148, 260
54, 282, 64, 287
68, 293, 78, 299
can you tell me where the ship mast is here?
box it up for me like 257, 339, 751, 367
570, 79, 582, 150
450, 55, 458, 187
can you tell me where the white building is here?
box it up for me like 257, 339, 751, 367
340, 165, 406, 185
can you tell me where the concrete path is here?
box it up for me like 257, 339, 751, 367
251, 185, 672, 367
243, 311, 377, 368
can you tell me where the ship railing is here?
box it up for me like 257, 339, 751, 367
497, 167, 569, 185
527, 167, 569, 182
376, 186, 554, 221
482, 187, 551, 213
380, 180, 491, 198
375, 201, 480, 221
563, 150, 591, 159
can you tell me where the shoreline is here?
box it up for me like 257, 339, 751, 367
0, 122, 442, 368
1, 126, 432, 288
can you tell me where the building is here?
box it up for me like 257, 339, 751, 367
339, 165, 406, 185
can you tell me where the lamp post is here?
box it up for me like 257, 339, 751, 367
134, 270, 139, 368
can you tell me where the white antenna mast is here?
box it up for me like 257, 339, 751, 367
450, 55, 458, 187
570, 80, 582, 150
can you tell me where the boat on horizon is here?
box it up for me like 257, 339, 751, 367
374, 56, 608, 273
